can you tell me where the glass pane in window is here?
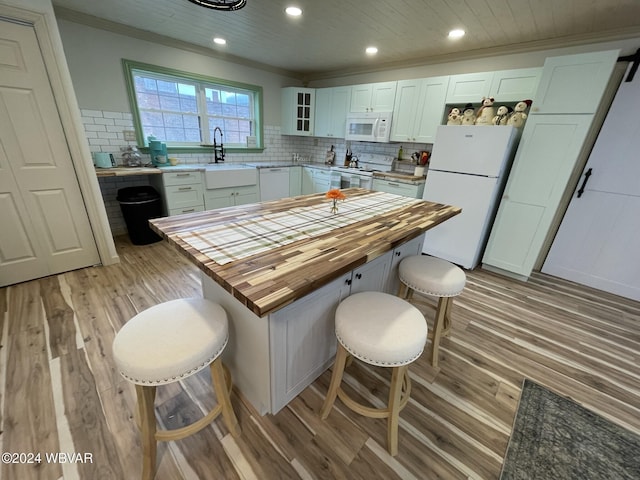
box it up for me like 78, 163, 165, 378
165, 128, 186, 142
208, 117, 224, 130
180, 96, 198, 113
157, 80, 177, 94
185, 129, 201, 142
222, 104, 238, 117
136, 92, 160, 109
160, 95, 180, 111
141, 111, 164, 127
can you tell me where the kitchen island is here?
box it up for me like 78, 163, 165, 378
150, 188, 460, 414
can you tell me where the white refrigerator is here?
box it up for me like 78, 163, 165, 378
422, 125, 518, 269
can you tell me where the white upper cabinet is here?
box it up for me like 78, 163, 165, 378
350, 81, 397, 112
391, 76, 449, 143
314, 86, 351, 138
489, 68, 542, 102
281, 87, 315, 136
445, 72, 494, 104
446, 68, 542, 104
531, 50, 619, 114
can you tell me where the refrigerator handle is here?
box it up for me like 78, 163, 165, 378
576, 168, 593, 198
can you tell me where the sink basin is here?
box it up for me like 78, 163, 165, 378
204, 164, 257, 189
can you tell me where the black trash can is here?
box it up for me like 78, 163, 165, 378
117, 186, 162, 245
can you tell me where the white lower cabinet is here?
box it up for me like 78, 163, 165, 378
372, 178, 425, 198
152, 171, 204, 216
204, 185, 259, 209
386, 235, 425, 295
302, 166, 335, 194
269, 273, 352, 413
270, 248, 394, 412
203, 233, 425, 414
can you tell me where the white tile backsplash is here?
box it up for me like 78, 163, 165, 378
83, 109, 432, 237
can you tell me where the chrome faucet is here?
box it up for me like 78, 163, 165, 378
213, 127, 225, 163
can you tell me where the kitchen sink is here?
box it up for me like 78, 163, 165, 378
204, 164, 257, 189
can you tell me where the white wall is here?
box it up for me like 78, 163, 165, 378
56, 19, 299, 125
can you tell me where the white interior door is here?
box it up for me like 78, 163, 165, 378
0, 19, 99, 287
542, 64, 640, 300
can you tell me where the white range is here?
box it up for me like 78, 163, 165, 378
331, 153, 394, 189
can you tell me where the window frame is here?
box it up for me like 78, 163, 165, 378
122, 59, 264, 153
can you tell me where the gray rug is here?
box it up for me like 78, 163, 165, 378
500, 379, 640, 479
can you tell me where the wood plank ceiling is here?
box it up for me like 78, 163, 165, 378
52, 0, 640, 79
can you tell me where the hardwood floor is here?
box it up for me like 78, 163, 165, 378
1, 236, 639, 479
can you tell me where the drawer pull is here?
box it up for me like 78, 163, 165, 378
176, 173, 191, 177
388, 182, 400, 187
178, 187, 193, 191
182, 208, 195, 213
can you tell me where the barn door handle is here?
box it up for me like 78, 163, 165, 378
577, 168, 592, 198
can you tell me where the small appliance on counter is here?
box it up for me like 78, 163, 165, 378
93, 152, 115, 168
148, 135, 168, 167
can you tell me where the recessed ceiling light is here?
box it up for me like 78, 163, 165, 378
365, 46, 378, 55
285, 6, 302, 16
213, 37, 227, 45
448, 29, 465, 39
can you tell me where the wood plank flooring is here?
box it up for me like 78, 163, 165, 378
1, 235, 639, 479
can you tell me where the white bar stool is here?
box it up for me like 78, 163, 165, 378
320, 291, 427, 456
398, 255, 466, 367
112, 298, 240, 480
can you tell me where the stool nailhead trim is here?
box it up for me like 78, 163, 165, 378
119, 335, 228, 386
398, 276, 464, 298
336, 333, 424, 367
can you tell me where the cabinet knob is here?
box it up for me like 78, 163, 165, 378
395, 251, 401, 256
345, 278, 352, 286
355, 273, 362, 280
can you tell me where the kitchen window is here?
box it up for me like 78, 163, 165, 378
123, 60, 263, 152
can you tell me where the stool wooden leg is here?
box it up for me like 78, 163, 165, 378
443, 296, 454, 337
135, 384, 157, 480
210, 358, 241, 437
320, 344, 348, 419
431, 297, 449, 368
397, 282, 409, 299
387, 365, 408, 456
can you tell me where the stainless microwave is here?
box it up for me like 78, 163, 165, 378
345, 112, 392, 143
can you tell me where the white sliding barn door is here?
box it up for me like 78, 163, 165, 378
0, 19, 99, 287
542, 63, 640, 301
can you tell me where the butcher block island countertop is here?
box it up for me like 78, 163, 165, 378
150, 188, 460, 317
150, 188, 460, 414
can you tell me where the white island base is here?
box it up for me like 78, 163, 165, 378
201, 234, 425, 415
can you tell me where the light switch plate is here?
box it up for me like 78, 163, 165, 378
123, 130, 136, 141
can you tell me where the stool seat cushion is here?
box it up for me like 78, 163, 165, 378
335, 292, 427, 367
113, 298, 228, 386
399, 255, 466, 297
